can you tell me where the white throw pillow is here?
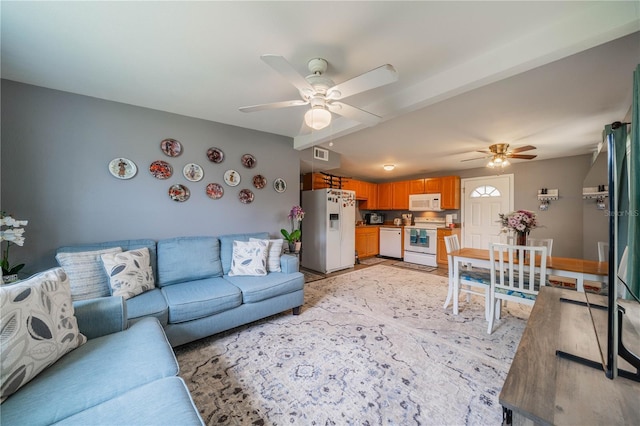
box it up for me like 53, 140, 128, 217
0, 268, 87, 402
228, 240, 268, 276
101, 247, 155, 300
56, 247, 123, 301
249, 238, 283, 272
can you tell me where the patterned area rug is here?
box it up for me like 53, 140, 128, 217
391, 260, 438, 273
301, 269, 325, 283
175, 265, 530, 425
358, 256, 387, 265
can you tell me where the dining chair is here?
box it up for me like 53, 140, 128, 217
487, 243, 549, 334
527, 238, 553, 256
443, 234, 491, 320
598, 241, 609, 262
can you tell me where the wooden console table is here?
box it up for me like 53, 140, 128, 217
500, 286, 640, 425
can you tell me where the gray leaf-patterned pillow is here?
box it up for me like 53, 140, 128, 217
228, 240, 268, 276
101, 248, 155, 300
1, 268, 87, 401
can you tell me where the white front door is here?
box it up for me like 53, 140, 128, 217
462, 175, 514, 249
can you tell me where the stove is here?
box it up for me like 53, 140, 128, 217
403, 217, 446, 266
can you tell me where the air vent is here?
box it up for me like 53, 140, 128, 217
313, 147, 329, 161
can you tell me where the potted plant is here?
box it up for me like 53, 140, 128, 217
1, 212, 28, 283
281, 205, 305, 253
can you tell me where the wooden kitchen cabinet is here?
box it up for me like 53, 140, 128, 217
302, 173, 330, 190
392, 181, 410, 210
360, 181, 378, 209
356, 226, 379, 258
425, 178, 442, 193
440, 176, 460, 209
409, 179, 425, 194
377, 182, 393, 210
437, 227, 460, 266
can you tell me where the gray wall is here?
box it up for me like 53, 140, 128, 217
1, 80, 301, 275
582, 150, 609, 260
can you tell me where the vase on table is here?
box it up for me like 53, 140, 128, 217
515, 231, 527, 257
288, 242, 302, 254
2, 274, 19, 284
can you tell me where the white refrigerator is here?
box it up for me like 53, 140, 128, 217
301, 189, 356, 274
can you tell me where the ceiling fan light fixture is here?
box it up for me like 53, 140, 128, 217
383, 164, 395, 171
501, 158, 510, 167
304, 106, 331, 130
487, 159, 495, 168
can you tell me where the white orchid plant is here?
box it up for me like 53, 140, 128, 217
1, 212, 28, 276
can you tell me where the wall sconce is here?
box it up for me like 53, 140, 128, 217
537, 188, 558, 210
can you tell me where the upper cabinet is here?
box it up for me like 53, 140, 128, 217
392, 181, 410, 210
440, 176, 460, 209
425, 178, 442, 194
409, 179, 425, 194
360, 181, 378, 209
377, 182, 394, 210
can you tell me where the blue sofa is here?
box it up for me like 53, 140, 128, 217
1, 296, 205, 425
56, 232, 305, 347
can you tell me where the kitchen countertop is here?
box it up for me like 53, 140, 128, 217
356, 223, 405, 228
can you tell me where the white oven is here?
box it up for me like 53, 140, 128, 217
403, 217, 445, 267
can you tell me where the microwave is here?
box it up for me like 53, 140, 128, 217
365, 213, 385, 224
408, 194, 444, 212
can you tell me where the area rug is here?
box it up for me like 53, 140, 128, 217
391, 260, 438, 273
175, 265, 530, 425
358, 256, 388, 265
301, 268, 325, 283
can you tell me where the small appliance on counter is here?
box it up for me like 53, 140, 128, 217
445, 213, 458, 228
393, 218, 402, 226
364, 213, 385, 225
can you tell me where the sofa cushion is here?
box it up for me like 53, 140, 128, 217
161, 277, 242, 323
157, 236, 222, 286
125, 288, 169, 326
0, 317, 178, 425
0, 268, 87, 402
228, 240, 268, 276
57, 239, 158, 284
224, 271, 305, 303
219, 232, 270, 275
55, 247, 123, 300
54, 377, 204, 425
250, 237, 284, 272
101, 248, 155, 300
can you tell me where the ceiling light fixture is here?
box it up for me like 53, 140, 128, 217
487, 154, 510, 169
383, 164, 395, 171
304, 106, 331, 130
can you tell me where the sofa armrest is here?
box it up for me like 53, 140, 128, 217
73, 296, 128, 339
280, 254, 299, 274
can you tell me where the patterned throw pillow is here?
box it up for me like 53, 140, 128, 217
55, 247, 123, 301
249, 238, 283, 272
0, 268, 87, 402
101, 248, 155, 300
228, 240, 268, 276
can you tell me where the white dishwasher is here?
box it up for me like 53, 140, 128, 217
379, 227, 403, 258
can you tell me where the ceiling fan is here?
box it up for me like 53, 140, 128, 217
462, 143, 537, 168
239, 54, 398, 131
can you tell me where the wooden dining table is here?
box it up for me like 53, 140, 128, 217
449, 248, 609, 316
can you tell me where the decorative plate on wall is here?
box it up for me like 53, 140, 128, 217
108, 158, 137, 180
241, 154, 256, 169
224, 169, 240, 186
183, 163, 204, 182
169, 184, 190, 202
207, 147, 224, 163
239, 189, 255, 204
206, 183, 224, 199
252, 174, 267, 189
149, 160, 173, 179
273, 177, 287, 193
160, 138, 182, 157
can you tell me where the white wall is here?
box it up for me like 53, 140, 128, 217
1, 80, 301, 275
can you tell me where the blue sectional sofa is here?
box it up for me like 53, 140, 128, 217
56, 232, 305, 347
1, 232, 304, 424
1, 294, 205, 425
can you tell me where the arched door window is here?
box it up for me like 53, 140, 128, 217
470, 185, 501, 198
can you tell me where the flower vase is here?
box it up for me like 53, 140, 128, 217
2, 274, 19, 284
515, 231, 527, 257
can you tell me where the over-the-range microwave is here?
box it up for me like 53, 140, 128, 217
408, 193, 444, 212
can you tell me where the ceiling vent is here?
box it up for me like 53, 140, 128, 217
313, 147, 329, 161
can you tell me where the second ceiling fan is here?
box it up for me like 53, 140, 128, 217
239, 54, 398, 131
463, 143, 537, 168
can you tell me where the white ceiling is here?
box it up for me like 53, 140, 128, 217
2, 1, 639, 182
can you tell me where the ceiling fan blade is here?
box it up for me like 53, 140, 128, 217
327, 64, 398, 100
261, 54, 314, 94
508, 154, 537, 160
476, 149, 492, 155
239, 99, 308, 113
461, 156, 490, 162
510, 145, 536, 153
327, 102, 381, 126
